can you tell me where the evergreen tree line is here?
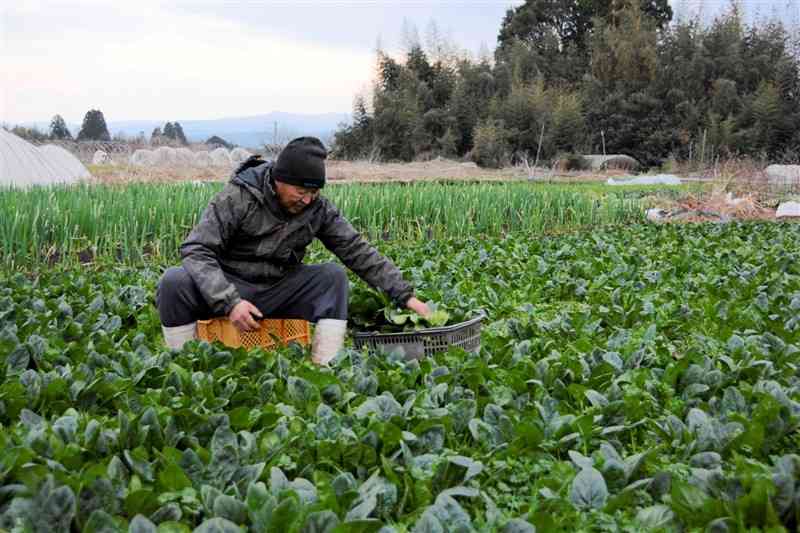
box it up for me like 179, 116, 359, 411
150, 122, 188, 145
8, 111, 106, 143
9, 110, 112, 143
333, 0, 800, 168
9, 110, 189, 147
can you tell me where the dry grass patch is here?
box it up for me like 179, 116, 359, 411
88, 158, 631, 185
326, 159, 524, 182
87, 164, 223, 184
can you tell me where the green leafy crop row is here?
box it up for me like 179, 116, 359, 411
1, 221, 799, 531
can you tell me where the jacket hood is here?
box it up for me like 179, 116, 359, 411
230, 155, 288, 209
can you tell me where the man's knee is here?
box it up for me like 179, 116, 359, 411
156, 266, 203, 327
320, 263, 348, 291
158, 266, 194, 298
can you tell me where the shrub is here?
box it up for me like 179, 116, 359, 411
471, 119, 511, 168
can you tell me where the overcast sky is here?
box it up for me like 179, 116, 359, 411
1, 0, 797, 125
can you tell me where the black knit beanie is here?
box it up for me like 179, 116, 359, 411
273, 136, 327, 189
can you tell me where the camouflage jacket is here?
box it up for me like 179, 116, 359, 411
180, 157, 414, 316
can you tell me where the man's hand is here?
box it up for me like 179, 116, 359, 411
406, 297, 431, 318
229, 300, 263, 331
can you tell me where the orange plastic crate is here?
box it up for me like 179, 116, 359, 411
196, 318, 311, 350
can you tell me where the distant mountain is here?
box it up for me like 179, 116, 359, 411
17, 111, 351, 149
109, 112, 350, 147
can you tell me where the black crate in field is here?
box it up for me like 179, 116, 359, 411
352, 313, 485, 360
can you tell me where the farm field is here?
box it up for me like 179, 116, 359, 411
2, 201, 800, 530
4, 0, 799, 528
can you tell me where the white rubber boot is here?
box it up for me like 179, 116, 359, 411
311, 319, 347, 365
162, 322, 197, 350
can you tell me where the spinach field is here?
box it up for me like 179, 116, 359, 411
1, 222, 799, 531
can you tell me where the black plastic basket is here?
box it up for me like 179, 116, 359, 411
352, 312, 485, 360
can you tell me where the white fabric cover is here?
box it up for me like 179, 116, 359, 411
230, 147, 253, 165
776, 201, 800, 218
154, 146, 177, 165
209, 147, 232, 167
194, 150, 213, 167
175, 147, 195, 165
92, 149, 111, 165
130, 149, 156, 166
1, 130, 88, 187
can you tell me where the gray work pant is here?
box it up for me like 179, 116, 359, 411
156, 263, 349, 327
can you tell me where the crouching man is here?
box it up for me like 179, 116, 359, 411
156, 136, 430, 364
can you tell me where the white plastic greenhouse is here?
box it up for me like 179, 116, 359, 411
1, 129, 90, 187
39, 145, 92, 181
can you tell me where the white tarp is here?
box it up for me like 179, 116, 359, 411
766, 165, 800, 185
776, 201, 800, 218
607, 174, 682, 186
92, 149, 111, 165
1, 129, 89, 187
